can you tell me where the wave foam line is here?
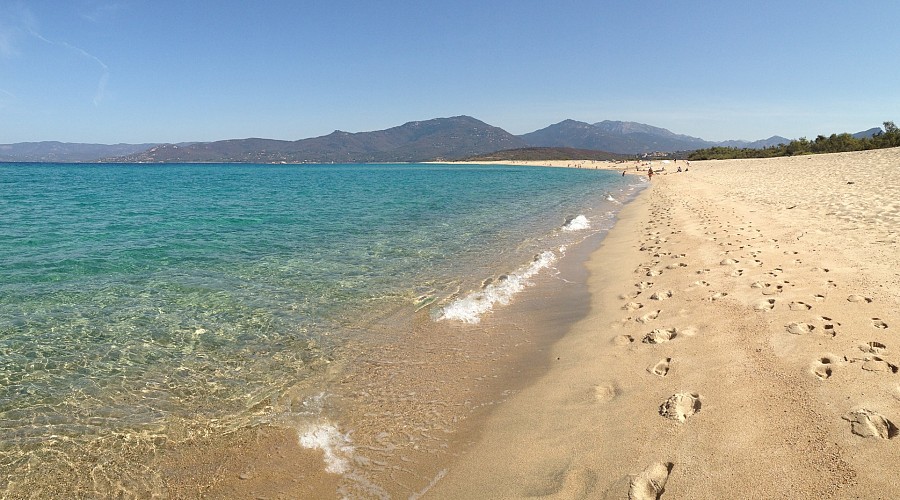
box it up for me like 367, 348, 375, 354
298, 423, 355, 474
439, 250, 558, 324
562, 214, 591, 231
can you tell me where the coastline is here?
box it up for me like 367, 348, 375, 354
149, 165, 645, 498
429, 148, 900, 498
10, 149, 899, 497
0, 163, 639, 497
435, 158, 646, 174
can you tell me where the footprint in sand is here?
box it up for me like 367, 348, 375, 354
650, 290, 673, 301
789, 301, 812, 311
692, 280, 711, 288
637, 281, 655, 290
623, 302, 644, 311
659, 393, 701, 422
708, 292, 728, 301
648, 358, 672, 377
593, 382, 621, 402
755, 298, 776, 311
696, 268, 711, 275
811, 355, 839, 380
620, 291, 642, 300
720, 258, 739, 265
848, 294, 874, 304
786, 322, 815, 335
759, 283, 784, 296
812, 294, 826, 302
844, 409, 898, 439
627, 462, 674, 500
813, 363, 833, 380
614, 335, 635, 346
637, 310, 661, 323
665, 263, 688, 270
730, 269, 745, 277
872, 318, 888, 329
820, 323, 839, 337
857, 356, 899, 374
793, 317, 839, 337
642, 328, 676, 344
860, 341, 887, 355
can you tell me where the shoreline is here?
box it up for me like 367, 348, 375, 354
428, 148, 900, 498
153, 166, 645, 497
11, 148, 899, 497
0, 163, 639, 497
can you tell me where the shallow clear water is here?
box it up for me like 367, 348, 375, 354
0, 162, 641, 491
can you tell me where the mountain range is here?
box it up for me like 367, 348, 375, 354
2, 116, 872, 164
0, 142, 158, 163
521, 119, 790, 153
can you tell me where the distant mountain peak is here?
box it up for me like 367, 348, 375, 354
107, 116, 527, 163
520, 119, 794, 154
0, 116, 812, 162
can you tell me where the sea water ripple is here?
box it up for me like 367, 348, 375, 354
0, 162, 642, 494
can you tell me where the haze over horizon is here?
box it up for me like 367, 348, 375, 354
1, 1, 898, 145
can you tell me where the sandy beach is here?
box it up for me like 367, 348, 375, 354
132, 150, 900, 498
427, 148, 900, 498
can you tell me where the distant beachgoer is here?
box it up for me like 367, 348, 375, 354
677, 166, 682, 173
648, 167, 654, 180
622, 170, 626, 176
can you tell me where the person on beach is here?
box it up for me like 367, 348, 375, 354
622, 170, 626, 176
647, 167, 654, 180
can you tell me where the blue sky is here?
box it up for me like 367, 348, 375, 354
1, 0, 898, 144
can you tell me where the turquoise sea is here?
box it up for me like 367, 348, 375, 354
0, 162, 642, 495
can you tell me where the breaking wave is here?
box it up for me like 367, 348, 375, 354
562, 214, 590, 231
438, 250, 558, 324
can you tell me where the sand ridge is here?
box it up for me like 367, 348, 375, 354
428, 148, 900, 498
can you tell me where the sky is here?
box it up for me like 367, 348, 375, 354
1, 0, 898, 144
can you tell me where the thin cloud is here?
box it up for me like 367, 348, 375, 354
28, 28, 111, 106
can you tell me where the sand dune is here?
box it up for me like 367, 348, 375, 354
429, 147, 900, 498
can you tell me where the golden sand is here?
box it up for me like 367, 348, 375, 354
159, 150, 900, 498
428, 148, 900, 498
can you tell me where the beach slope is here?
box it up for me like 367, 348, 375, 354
429, 148, 900, 498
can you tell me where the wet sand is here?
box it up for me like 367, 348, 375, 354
429, 148, 900, 498
156, 200, 623, 498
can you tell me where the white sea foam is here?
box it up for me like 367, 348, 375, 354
298, 423, 355, 474
439, 250, 558, 324
562, 214, 590, 231
410, 468, 448, 500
